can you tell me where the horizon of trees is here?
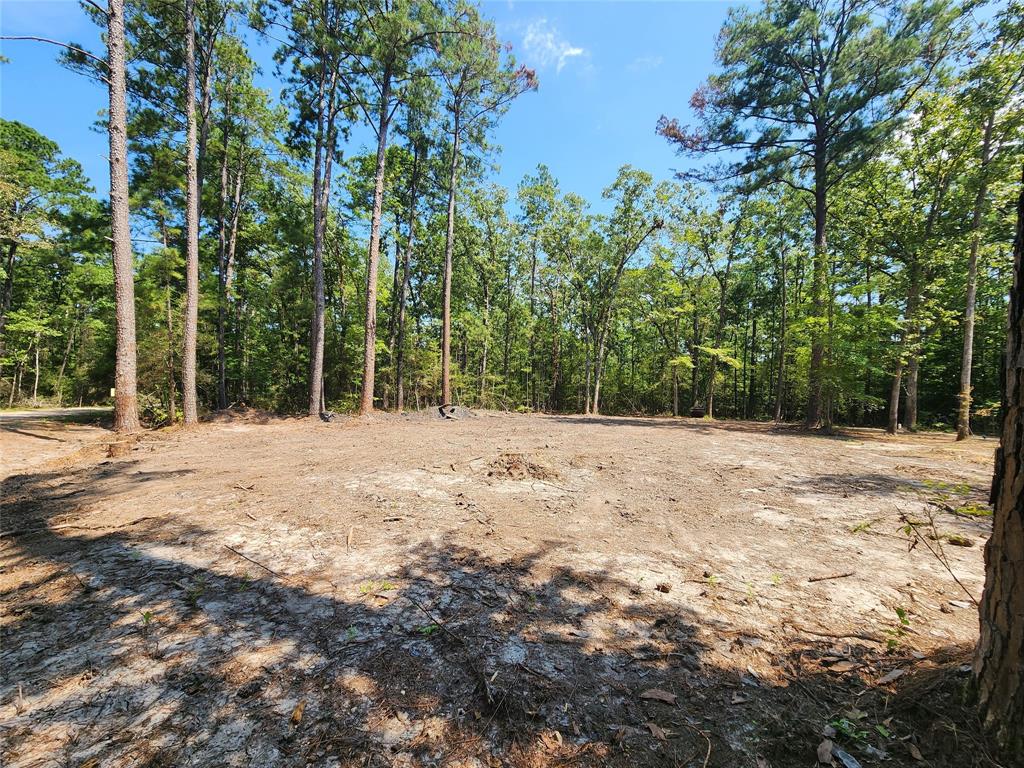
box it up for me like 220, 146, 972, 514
0, 0, 1020, 438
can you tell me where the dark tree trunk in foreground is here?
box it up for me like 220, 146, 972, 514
182, 0, 200, 425
108, 0, 139, 433
973, 166, 1024, 759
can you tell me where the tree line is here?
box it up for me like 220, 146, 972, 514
1, 0, 1020, 439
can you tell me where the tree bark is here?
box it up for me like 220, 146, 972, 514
0, 242, 16, 374
903, 257, 922, 432
550, 289, 560, 410
166, 280, 176, 424
31, 332, 40, 405
886, 363, 903, 435
108, 0, 139, 433
958, 112, 996, 441
182, 0, 200, 425
359, 69, 392, 416
441, 113, 460, 405
308, 66, 337, 417
805, 151, 828, 429
55, 316, 74, 406
215, 92, 232, 411
395, 141, 420, 412
705, 275, 729, 419
973, 165, 1024, 760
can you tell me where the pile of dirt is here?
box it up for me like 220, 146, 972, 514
487, 451, 560, 481
204, 406, 278, 424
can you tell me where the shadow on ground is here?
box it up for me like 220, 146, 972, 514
0, 458, 1004, 768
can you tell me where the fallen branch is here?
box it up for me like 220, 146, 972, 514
898, 509, 979, 608
405, 596, 465, 645
808, 571, 855, 583
223, 544, 280, 576
680, 721, 712, 768
786, 622, 885, 644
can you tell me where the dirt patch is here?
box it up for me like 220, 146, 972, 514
487, 451, 560, 481
0, 413, 1000, 767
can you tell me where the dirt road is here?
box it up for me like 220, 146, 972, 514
0, 410, 998, 767
0, 407, 112, 478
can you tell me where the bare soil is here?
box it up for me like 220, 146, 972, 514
0, 410, 1001, 767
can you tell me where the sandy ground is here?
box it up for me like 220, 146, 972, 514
0, 410, 1000, 767
0, 408, 112, 477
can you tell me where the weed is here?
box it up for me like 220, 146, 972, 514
184, 577, 206, 608
957, 502, 992, 517
830, 718, 869, 741
358, 580, 397, 594
884, 606, 910, 651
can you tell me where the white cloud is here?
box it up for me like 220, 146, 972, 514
628, 55, 663, 73
521, 18, 586, 74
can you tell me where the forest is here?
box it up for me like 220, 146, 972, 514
2, 0, 1024, 765
1, 0, 1020, 436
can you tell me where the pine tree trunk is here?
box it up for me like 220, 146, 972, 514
108, 0, 139, 433
395, 142, 419, 412
672, 367, 679, 417
182, 0, 200, 425
55, 317, 74, 406
216, 96, 231, 411
958, 112, 996, 441
166, 282, 176, 424
805, 160, 828, 429
886, 363, 903, 435
359, 70, 392, 416
0, 242, 16, 375
441, 114, 460, 406
308, 69, 337, 417
31, 333, 40, 405
973, 166, 1024, 760
550, 290, 560, 410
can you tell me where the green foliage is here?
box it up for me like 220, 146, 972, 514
3, 0, 1017, 436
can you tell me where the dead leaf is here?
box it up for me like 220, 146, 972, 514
877, 668, 905, 685
647, 722, 668, 741
290, 700, 305, 726
640, 688, 677, 705
539, 730, 563, 750
828, 660, 862, 673
756, 757, 771, 768
817, 738, 834, 764
908, 743, 924, 761
731, 692, 749, 704
655, 582, 671, 593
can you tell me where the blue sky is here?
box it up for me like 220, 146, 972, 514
0, 0, 743, 207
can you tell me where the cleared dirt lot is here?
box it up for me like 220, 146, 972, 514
0, 411, 999, 767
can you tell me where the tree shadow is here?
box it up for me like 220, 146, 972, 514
0, 460, 1003, 767
543, 414, 860, 441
